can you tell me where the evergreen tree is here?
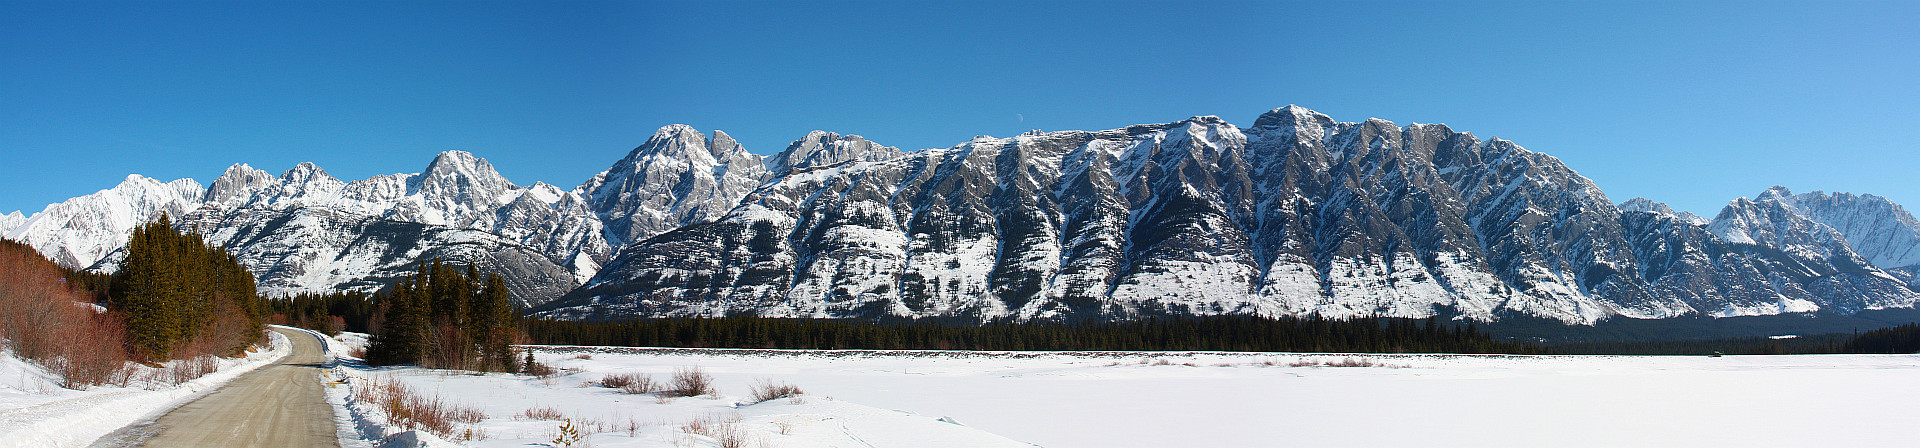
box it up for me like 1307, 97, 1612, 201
110, 214, 266, 361
366, 279, 429, 366
365, 260, 524, 370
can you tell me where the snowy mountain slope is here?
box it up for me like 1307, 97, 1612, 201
12, 152, 604, 307
1761, 187, 1920, 272
1619, 197, 1709, 226
4, 175, 205, 269
538, 106, 1920, 324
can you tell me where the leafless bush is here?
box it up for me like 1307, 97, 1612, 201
714, 423, 751, 448
598, 372, 657, 395
570, 354, 593, 360
1326, 357, 1375, 368
521, 406, 567, 421
680, 412, 744, 441
1286, 357, 1408, 368
621, 376, 658, 395
160, 355, 219, 385
364, 378, 486, 439
749, 379, 804, 403
670, 366, 715, 397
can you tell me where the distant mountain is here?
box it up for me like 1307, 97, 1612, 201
5, 175, 203, 269
530, 106, 1920, 324
8, 105, 1920, 326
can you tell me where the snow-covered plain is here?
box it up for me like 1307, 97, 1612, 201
323, 336, 1920, 448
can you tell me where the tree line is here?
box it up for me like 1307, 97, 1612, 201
263, 291, 378, 335
524, 315, 1548, 354
1838, 323, 1920, 354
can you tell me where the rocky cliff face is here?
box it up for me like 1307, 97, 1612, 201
535, 106, 1920, 324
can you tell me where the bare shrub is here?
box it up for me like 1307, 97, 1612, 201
570, 354, 593, 360
450, 407, 486, 424
598, 372, 656, 395
670, 366, 715, 397
160, 355, 220, 385
348, 345, 368, 360
363, 378, 485, 439
521, 406, 567, 421
714, 422, 751, 448
680, 412, 743, 438
749, 379, 804, 403
620, 376, 658, 395
1326, 357, 1375, 368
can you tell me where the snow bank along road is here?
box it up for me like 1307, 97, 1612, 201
91, 327, 336, 448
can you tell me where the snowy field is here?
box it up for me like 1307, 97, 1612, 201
324, 334, 1920, 448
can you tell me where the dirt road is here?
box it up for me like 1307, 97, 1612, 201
92, 327, 338, 448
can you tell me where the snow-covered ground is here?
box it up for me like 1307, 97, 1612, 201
0, 329, 290, 447
317, 336, 1920, 448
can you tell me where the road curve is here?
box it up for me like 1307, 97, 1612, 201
92, 327, 338, 448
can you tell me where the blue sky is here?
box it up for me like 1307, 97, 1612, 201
3, 1, 1917, 218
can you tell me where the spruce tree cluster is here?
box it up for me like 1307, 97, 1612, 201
364, 260, 519, 371
110, 214, 265, 360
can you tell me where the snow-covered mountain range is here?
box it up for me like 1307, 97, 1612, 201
8, 105, 1920, 324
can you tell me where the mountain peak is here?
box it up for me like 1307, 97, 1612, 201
769, 130, 902, 175
427, 149, 480, 168
625, 124, 720, 164
206, 163, 275, 204
1252, 104, 1334, 131
281, 162, 331, 182
1758, 185, 1796, 202
419, 150, 503, 183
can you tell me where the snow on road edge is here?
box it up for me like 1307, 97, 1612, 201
0, 329, 291, 448
294, 327, 461, 448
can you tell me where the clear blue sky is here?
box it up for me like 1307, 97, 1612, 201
4, 1, 1917, 218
